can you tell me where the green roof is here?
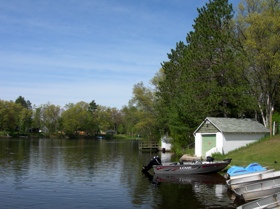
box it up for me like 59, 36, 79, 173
195, 117, 270, 134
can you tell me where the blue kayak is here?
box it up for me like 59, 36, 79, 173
227, 162, 266, 177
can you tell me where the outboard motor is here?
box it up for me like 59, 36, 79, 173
142, 156, 162, 173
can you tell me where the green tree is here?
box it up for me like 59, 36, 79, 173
158, 42, 194, 147
32, 106, 42, 130
15, 96, 32, 109
157, 0, 253, 150
121, 105, 139, 137
236, 0, 280, 135
0, 100, 32, 133
129, 82, 159, 140
94, 105, 111, 133
15, 96, 33, 132
109, 107, 123, 133
92, 106, 124, 135
151, 68, 169, 136
61, 101, 98, 136
41, 103, 61, 134
88, 100, 98, 114
186, 0, 251, 118
18, 108, 33, 133
0, 100, 18, 131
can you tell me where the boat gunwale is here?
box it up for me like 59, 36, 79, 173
229, 169, 274, 180
227, 170, 280, 188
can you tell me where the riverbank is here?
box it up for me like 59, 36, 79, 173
0, 131, 52, 139
0, 131, 136, 140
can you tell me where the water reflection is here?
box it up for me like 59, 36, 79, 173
153, 173, 226, 184
142, 172, 234, 208
0, 138, 236, 209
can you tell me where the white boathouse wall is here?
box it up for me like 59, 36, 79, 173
195, 132, 266, 157
222, 133, 266, 154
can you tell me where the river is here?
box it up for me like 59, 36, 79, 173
0, 138, 238, 209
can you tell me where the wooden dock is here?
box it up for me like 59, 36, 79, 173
138, 141, 159, 151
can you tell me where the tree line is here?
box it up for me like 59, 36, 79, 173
1, 0, 280, 153
0, 96, 148, 138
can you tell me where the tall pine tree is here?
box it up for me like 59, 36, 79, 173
157, 0, 253, 150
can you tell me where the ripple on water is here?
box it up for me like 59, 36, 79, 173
0, 139, 235, 209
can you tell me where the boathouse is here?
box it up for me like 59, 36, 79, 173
193, 117, 270, 158
161, 136, 172, 152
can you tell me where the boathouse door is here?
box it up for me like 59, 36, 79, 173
202, 134, 216, 157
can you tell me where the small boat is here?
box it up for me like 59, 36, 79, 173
227, 170, 280, 190
142, 156, 232, 175
233, 177, 280, 202
229, 169, 274, 181
227, 163, 267, 179
237, 192, 280, 209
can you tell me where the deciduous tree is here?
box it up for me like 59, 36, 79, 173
236, 0, 280, 135
41, 103, 61, 134
129, 82, 159, 140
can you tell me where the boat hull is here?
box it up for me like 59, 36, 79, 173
153, 161, 230, 175
227, 170, 279, 190
237, 192, 280, 209
233, 177, 280, 202
242, 186, 280, 202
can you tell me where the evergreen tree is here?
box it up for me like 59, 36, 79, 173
157, 0, 253, 150
15, 96, 32, 109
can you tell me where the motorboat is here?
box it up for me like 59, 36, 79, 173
237, 192, 280, 209
142, 156, 231, 175
226, 163, 267, 179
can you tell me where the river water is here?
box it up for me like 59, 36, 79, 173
0, 138, 238, 209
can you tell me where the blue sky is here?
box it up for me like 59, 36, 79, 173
0, 0, 240, 109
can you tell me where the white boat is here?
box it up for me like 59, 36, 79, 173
233, 178, 280, 202
227, 170, 280, 190
230, 169, 274, 180
237, 192, 280, 209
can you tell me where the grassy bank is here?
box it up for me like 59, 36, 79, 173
213, 135, 280, 170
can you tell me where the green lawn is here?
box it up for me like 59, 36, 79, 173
214, 135, 280, 170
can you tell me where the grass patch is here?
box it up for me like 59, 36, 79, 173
113, 134, 133, 140
213, 135, 280, 170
